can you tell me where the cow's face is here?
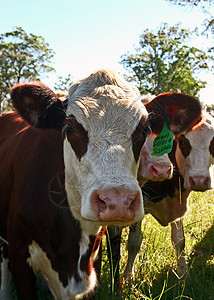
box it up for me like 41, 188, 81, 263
63, 75, 147, 226
137, 134, 173, 187
175, 112, 214, 191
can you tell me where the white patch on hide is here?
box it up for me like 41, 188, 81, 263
27, 240, 97, 300
176, 112, 214, 189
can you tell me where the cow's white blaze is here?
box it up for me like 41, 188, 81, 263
63, 70, 147, 227
176, 112, 214, 190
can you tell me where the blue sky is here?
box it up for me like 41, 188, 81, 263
0, 0, 213, 105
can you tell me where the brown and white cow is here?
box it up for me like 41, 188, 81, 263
0, 70, 202, 299
106, 95, 173, 288
107, 129, 174, 288
119, 111, 214, 281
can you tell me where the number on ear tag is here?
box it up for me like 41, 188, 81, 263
151, 120, 174, 157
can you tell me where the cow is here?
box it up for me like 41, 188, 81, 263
0, 69, 202, 299
106, 121, 174, 290
106, 95, 173, 289
108, 111, 214, 287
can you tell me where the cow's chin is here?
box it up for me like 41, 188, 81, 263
80, 212, 144, 227
81, 217, 130, 226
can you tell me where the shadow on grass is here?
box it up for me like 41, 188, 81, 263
96, 222, 214, 300
139, 222, 214, 300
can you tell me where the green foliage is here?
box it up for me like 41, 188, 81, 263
0, 27, 55, 112
166, 0, 213, 7
120, 23, 212, 96
204, 104, 214, 117
54, 74, 73, 92
166, 0, 214, 35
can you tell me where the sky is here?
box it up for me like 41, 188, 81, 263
0, 0, 213, 105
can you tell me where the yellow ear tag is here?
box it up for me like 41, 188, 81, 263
151, 120, 174, 157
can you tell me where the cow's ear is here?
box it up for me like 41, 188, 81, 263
144, 92, 202, 135
10, 82, 67, 129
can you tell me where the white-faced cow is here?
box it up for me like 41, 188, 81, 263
0, 70, 202, 300
109, 111, 214, 285
107, 119, 174, 288
106, 95, 173, 288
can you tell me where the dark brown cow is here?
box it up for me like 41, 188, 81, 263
0, 111, 28, 144
0, 70, 202, 299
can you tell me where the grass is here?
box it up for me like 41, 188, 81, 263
96, 190, 214, 300
3, 190, 214, 299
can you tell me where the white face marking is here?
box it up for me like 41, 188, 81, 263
63, 70, 147, 226
175, 112, 214, 190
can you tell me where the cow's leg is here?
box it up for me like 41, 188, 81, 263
0, 244, 12, 300
8, 248, 38, 300
171, 218, 188, 278
106, 226, 122, 293
124, 220, 143, 279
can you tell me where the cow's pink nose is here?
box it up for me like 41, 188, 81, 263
189, 176, 210, 191
149, 164, 173, 180
91, 189, 140, 223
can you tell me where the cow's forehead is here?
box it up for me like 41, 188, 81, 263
68, 95, 147, 136
185, 113, 214, 146
67, 80, 147, 135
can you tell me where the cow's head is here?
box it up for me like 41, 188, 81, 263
137, 95, 173, 186
10, 70, 201, 229
137, 135, 173, 187
175, 112, 214, 191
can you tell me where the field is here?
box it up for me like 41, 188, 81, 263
4, 190, 214, 300
97, 190, 214, 300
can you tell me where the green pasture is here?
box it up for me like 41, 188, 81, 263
4, 190, 214, 300
97, 190, 214, 300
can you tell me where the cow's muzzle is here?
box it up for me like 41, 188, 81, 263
91, 188, 141, 224
188, 175, 211, 191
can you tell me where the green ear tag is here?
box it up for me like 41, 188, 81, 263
151, 120, 174, 157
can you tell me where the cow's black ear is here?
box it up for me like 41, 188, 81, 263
10, 82, 67, 129
144, 92, 202, 135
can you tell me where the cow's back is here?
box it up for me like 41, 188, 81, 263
0, 111, 28, 145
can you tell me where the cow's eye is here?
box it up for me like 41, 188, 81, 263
142, 126, 150, 136
66, 124, 73, 134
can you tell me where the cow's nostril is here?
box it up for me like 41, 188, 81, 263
129, 198, 137, 211
150, 165, 159, 177
129, 193, 140, 212
189, 176, 194, 187
96, 196, 107, 212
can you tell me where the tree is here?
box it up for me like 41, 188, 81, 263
120, 23, 213, 96
166, 0, 214, 34
166, 0, 212, 7
0, 27, 55, 112
204, 104, 214, 117
54, 74, 73, 92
